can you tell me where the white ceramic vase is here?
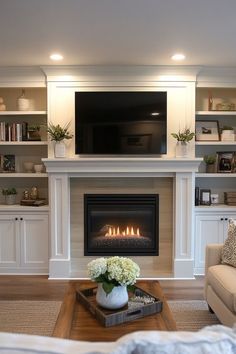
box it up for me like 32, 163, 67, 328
5, 195, 16, 205
175, 141, 189, 158
54, 141, 66, 158
96, 283, 128, 310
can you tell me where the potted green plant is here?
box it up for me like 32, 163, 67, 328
204, 155, 216, 173
47, 122, 73, 157
171, 128, 195, 157
2, 188, 17, 205
221, 125, 235, 142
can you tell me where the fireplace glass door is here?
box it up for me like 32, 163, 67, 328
84, 194, 159, 256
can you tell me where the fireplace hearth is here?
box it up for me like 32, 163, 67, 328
84, 194, 159, 256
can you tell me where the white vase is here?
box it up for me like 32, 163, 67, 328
54, 141, 66, 158
5, 195, 16, 205
96, 283, 128, 310
175, 141, 189, 158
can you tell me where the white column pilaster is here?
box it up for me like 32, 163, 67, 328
48, 173, 70, 278
173, 172, 195, 278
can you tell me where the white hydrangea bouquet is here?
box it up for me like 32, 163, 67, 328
87, 256, 140, 295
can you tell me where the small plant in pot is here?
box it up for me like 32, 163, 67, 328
2, 188, 17, 205
47, 122, 73, 158
171, 128, 195, 157
204, 155, 216, 173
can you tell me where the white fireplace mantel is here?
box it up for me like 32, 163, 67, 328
43, 157, 202, 278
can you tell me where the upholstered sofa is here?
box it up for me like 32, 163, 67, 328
0, 325, 236, 354
205, 243, 236, 327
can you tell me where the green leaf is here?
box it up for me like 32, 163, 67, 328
102, 282, 115, 295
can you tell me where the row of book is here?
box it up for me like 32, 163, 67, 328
224, 192, 236, 206
0, 122, 41, 142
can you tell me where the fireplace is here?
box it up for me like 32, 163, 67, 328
84, 194, 159, 256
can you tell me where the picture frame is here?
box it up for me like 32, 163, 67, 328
0, 154, 15, 173
195, 120, 220, 141
200, 189, 211, 206
217, 151, 235, 173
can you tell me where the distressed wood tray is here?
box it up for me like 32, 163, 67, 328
76, 285, 163, 327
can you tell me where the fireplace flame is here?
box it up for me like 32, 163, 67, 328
105, 226, 141, 237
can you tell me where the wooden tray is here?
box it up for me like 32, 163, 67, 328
76, 285, 163, 327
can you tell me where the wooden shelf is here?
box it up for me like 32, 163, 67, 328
195, 141, 236, 145
0, 173, 47, 178
0, 110, 47, 115
196, 173, 236, 178
0, 141, 48, 146
196, 110, 236, 115
0, 204, 49, 211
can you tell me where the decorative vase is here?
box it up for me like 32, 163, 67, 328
175, 141, 189, 158
96, 283, 129, 310
206, 164, 215, 173
54, 141, 66, 158
17, 89, 30, 111
5, 195, 16, 205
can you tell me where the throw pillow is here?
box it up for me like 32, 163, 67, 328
222, 219, 236, 267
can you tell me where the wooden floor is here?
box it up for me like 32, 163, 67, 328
0, 275, 205, 302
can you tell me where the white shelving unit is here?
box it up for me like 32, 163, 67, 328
0, 86, 48, 206
194, 87, 236, 274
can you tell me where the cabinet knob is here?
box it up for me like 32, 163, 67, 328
20, 217, 23, 221
225, 218, 228, 221
15, 217, 18, 221
220, 218, 224, 221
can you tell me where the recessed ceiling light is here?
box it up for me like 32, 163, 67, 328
50, 53, 63, 61
171, 53, 186, 61
151, 112, 160, 116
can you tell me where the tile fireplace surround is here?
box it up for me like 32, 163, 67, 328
43, 157, 201, 279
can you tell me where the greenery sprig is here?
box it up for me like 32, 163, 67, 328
47, 122, 73, 142
2, 188, 17, 195
171, 128, 195, 143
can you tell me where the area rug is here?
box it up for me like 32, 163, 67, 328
168, 300, 221, 331
0, 300, 61, 336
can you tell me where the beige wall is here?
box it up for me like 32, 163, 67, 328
70, 177, 173, 278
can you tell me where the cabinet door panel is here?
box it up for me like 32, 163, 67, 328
0, 215, 20, 267
195, 215, 224, 273
20, 214, 48, 269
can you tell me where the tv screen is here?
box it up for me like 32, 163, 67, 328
75, 91, 167, 155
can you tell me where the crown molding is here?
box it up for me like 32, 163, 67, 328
41, 65, 202, 83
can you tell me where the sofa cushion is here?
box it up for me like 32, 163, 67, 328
0, 325, 236, 354
222, 219, 236, 267
207, 264, 236, 312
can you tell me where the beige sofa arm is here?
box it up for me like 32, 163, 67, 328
205, 244, 223, 273
204, 244, 223, 300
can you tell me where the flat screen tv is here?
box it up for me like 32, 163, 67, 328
75, 91, 167, 155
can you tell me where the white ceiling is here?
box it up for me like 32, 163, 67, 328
1, 0, 236, 67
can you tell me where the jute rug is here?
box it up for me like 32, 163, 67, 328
0, 300, 61, 336
168, 300, 221, 331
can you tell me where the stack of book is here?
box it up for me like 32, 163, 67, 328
224, 192, 236, 206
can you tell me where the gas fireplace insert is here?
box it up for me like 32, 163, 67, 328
84, 194, 159, 256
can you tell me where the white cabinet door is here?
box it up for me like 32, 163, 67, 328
0, 215, 20, 268
20, 214, 48, 270
195, 214, 225, 274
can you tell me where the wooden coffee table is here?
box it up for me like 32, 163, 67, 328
53, 280, 177, 341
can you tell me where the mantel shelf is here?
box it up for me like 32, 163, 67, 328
42, 157, 202, 175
